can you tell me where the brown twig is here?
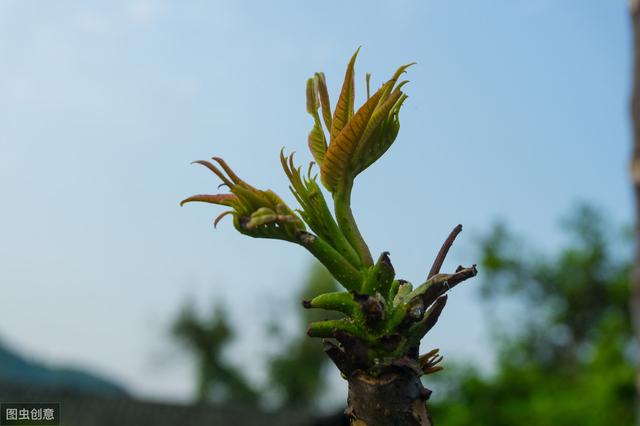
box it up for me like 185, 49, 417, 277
419, 265, 478, 308
427, 224, 463, 279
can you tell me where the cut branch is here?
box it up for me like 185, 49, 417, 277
347, 369, 433, 426
412, 265, 478, 309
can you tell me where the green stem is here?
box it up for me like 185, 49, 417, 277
296, 231, 363, 291
321, 210, 363, 268
302, 179, 361, 268
334, 179, 373, 267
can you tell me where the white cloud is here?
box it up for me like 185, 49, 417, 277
126, 0, 165, 25
76, 9, 113, 35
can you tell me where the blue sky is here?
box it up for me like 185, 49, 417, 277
0, 0, 632, 403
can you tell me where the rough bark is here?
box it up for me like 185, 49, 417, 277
346, 369, 432, 426
631, 0, 640, 417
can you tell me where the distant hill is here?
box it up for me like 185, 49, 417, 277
0, 381, 346, 426
0, 339, 127, 396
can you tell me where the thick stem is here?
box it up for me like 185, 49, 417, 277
346, 369, 432, 426
334, 180, 374, 267
296, 231, 363, 291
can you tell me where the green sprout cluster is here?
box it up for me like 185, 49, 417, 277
182, 49, 476, 376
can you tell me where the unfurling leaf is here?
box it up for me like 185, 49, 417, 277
308, 123, 327, 166
181, 159, 305, 241
180, 193, 237, 207
313, 52, 412, 192
330, 47, 359, 142
306, 78, 328, 165
321, 87, 384, 191
352, 91, 408, 175
315, 72, 332, 130
306, 77, 319, 114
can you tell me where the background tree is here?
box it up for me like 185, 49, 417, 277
429, 205, 635, 425
629, 0, 640, 414
268, 262, 340, 409
171, 303, 258, 405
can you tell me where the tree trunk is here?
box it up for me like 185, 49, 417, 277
345, 369, 432, 426
630, 0, 640, 421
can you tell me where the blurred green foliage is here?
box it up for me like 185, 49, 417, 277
429, 204, 635, 425
170, 263, 339, 410
171, 204, 634, 423
267, 262, 340, 408
171, 303, 259, 405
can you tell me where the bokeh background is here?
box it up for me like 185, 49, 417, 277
0, 1, 633, 424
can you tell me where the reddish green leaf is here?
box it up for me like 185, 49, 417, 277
314, 72, 332, 130
321, 84, 384, 191
330, 47, 359, 142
